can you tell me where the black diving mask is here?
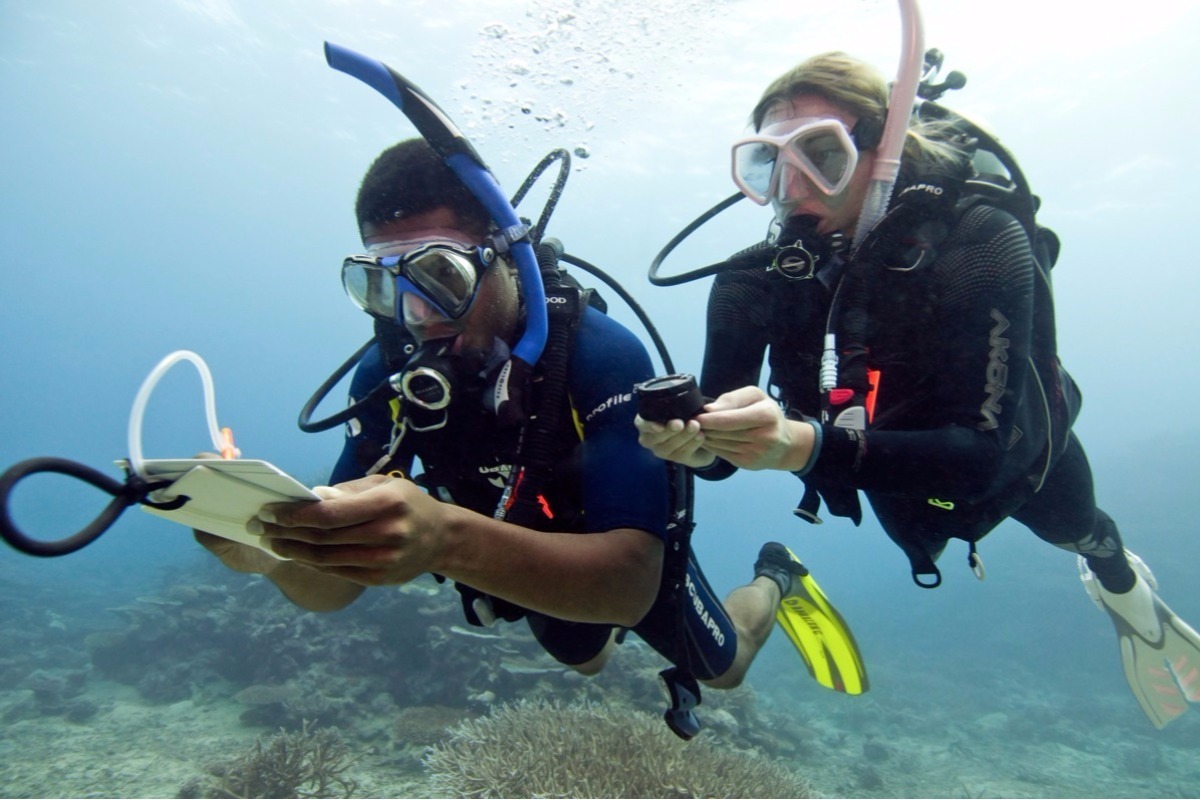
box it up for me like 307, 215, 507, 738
342, 240, 497, 323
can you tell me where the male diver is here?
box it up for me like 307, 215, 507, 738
195, 136, 866, 734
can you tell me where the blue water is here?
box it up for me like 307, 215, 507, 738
3, 1, 1200, 797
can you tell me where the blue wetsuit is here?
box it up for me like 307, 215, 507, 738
333, 307, 737, 678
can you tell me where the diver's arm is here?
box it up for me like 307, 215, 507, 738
252, 476, 662, 626
434, 514, 662, 626
193, 530, 365, 612
260, 558, 367, 611
694, 207, 1038, 495
254, 309, 669, 625
641, 267, 773, 478
197, 341, 408, 614
700, 267, 771, 396
265, 340, 411, 612
692, 385, 818, 472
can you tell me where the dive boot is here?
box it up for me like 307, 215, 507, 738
1079, 550, 1200, 728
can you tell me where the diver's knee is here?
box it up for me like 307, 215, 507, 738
568, 636, 616, 676
701, 663, 749, 690
569, 657, 607, 677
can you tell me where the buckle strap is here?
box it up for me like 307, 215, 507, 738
486, 223, 531, 255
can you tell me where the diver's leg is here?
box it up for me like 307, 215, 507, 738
703, 542, 859, 690
525, 614, 618, 676
567, 629, 621, 676
1015, 433, 1199, 728
703, 561, 778, 689
1012, 432, 1133, 592
630, 552, 743, 688
635, 546, 866, 693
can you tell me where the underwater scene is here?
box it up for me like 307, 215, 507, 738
3, 1, 1200, 797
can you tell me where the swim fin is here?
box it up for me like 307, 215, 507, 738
758, 543, 869, 695
1079, 551, 1200, 729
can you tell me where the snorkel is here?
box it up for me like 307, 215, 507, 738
817, 0, 925, 417
324, 42, 548, 372
850, 0, 925, 252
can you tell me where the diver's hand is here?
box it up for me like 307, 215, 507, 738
635, 413, 718, 469
693, 385, 816, 472
190, 449, 281, 576
194, 530, 281, 575
250, 474, 452, 587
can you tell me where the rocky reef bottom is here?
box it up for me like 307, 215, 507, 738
2, 555, 1199, 798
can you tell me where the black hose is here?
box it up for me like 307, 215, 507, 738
648, 193, 748, 286
559, 250, 678, 376
0, 457, 168, 557
510, 149, 571, 247
297, 338, 378, 433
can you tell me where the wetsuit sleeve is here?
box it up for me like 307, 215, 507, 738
811, 206, 1037, 500
569, 308, 670, 539
328, 344, 415, 485
695, 266, 775, 481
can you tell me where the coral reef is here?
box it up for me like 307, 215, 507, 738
82, 561, 606, 716
184, 720, 367, 799
424, 699, 814, 799
393, 705, 474, 748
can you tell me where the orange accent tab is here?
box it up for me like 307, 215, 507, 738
537, 494, 554, 519
865, 369, 881, 423
504, 469, 525, 512
219, 427, 239, 460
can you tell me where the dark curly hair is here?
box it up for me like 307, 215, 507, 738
355, 138, 492, 238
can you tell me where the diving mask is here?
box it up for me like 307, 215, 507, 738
342, 240, 497, 323
732, 118, 859, 204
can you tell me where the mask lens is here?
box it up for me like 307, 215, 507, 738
405, 249, 477, 318
792, 130, 851, 189
733, 141, 779, 202
342, 259, 396, 319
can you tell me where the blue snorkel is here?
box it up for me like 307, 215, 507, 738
324, 41, 548, 372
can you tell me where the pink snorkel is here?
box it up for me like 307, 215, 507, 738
820, 0, 926, 405
850, 0, 926, 252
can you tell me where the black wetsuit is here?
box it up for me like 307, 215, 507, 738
332, 307, 738, 678
700, 203, 1134, 591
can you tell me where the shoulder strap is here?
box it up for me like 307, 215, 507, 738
494, 269, 588, 526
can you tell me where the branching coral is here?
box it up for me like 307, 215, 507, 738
424, 699, 814, 799
205, 720, 366, 799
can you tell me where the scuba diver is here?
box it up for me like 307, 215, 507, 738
636, 48, 1200, 729
0, 42, 867, 737
196, 136, 849, 735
